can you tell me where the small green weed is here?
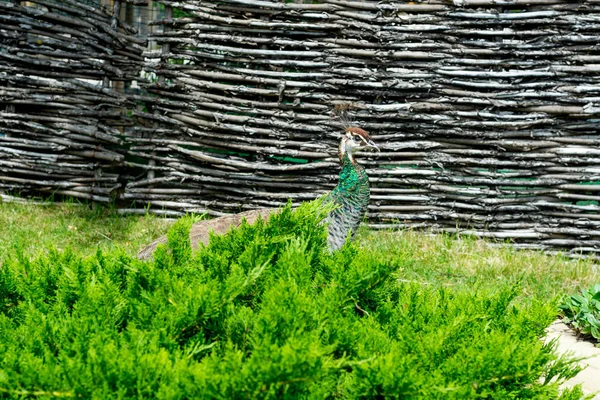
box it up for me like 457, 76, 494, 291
560, 284, 600, 344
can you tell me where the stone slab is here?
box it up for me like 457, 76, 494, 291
545, 320, 600, 399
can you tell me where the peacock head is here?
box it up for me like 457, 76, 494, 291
338, 126, 379, 163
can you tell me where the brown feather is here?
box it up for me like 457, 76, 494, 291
345, 127, 371, 141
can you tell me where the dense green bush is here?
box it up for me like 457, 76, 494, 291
0, 201, 583, 399
560, 284, 600, 343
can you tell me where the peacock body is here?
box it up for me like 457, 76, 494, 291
326, 126, 378, 251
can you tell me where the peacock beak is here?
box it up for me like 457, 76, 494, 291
364, 139, 380, 152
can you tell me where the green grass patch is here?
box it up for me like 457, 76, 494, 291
0, 200, 171, 258
360, 230, 599, 305
0, 199, 598, 398
560, 284, 600, 344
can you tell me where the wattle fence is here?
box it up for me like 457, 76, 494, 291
1, 0, 600, 258
0, 0, 145, 201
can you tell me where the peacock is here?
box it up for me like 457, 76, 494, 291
326, 107, 379, 251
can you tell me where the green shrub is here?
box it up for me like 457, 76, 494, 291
0, 201, 583, 399
560, 283, 600, 343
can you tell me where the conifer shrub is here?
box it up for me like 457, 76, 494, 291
0, 201, 584, 399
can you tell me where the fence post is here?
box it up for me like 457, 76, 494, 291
147, 4, 172, 181
98, 0, 122, 199
103, 0, 121, 90
3, 0, 19, 131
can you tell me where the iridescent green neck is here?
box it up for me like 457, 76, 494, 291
333, 153, 368, 194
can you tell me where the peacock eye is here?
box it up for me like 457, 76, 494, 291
353, 135, 361, 142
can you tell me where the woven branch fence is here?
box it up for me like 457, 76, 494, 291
1, 0, 600, 258
0, 0, 148, 201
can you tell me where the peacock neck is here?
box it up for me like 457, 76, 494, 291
335, 153, 369, 194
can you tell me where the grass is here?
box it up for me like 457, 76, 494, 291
0, 200, 172, 258
1, 198, 599, 398
360, 229, 600, 304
